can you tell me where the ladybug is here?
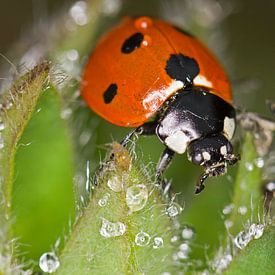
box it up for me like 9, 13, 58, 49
82, 16, 239, 193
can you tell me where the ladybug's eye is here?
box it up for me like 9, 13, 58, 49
121, 32, 144, 54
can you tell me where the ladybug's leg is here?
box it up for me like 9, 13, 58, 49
155, 147, 175, 188
120, 121, 158, 146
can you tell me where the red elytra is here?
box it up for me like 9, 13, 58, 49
81, 16, 232, 127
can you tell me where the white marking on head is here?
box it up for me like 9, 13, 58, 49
165, 130, 189, 154
193, 75, 213, 88
223, 117, 235, 140
202, 151, 211, 161
220, 145, 227, 155
142, 80, 184, 113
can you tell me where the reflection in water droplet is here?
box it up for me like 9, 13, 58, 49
107, 175, 123, 192
39, 252, 60, 273
126, 184, 148, 212
234, 231, 251, 249
99, 218, 126, 238
248, 223, 264, 239
141, 35, 152, 48
135, 231, 151, 246
166, 203, 183, 217
134, 16, 153, 30
153, 237, 164, 249
98, 193, 110, 207
181, 225, 195, 240
222, 203, 234, 215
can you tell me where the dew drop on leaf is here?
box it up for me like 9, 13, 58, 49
234, 230, 252, 249
99, 218, 126, 238
166, 202, 183, 217
126, 184, 148, 212
153, 237, 164, 249
135, 231, 151, 246
39, 252, 60, 273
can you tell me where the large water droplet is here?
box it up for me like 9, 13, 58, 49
248, 223, 264, 239
39, 252, 60, 273
98, 193, 110, 207
266, 181, 275, 192
234, 231, 251, 249
181, 225, 195, 240
166, 203, 183, 217
135, 231, 151, 246
99, 218, 126, 238
107, 175, 124, 192
126, 184, 148, 212
153, 237, 164, 249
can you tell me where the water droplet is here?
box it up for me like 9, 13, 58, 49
238, 206, 247, 215
135, 16, 153, 30
234, 231, 251, 249
60, 108, 72, 119
255, 157, 264, 168
101, 0, 121, 15
135, 231, 151, 246
170, 235, 179, 243
181, 225, 195, 240
126, 184, 148, 212
99, 218, 126, 238
141, 35, 152, 48
222, 203, 234, 215
266, 181, 275, 192
166, 203, 183, 217
0, 122, 5, 131
224, 220, 233, 229
212, 253, 232, 273
245, 162, 254, 171
107, 175, 124, 192
248, 223, 264, 239
177, 242, 190, 260
153, 237, 164, 249
66, 49, 79, 61
69, 1, 88, 26
98, 193, 110, 207
39, 252, 60, 273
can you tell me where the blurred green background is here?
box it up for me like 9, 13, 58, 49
0, 0, 274, 271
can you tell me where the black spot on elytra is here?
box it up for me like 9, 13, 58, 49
165, 54, 200, 85
103, 84, 117, 104
173, 25, 194, 37
121, 32, 144, 54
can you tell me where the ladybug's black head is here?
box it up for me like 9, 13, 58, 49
187, 133, 239, 193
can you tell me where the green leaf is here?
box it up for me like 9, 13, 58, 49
225, 226, 275, 275
228, 133, 263, 235
11, 85, 75, 263
56, 143, 179, 274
